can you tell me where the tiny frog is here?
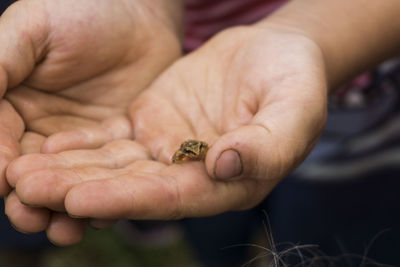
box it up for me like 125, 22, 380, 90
172, 140, 208, 164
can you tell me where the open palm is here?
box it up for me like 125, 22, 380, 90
9, 24, 329, 243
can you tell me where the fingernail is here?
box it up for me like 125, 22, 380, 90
214, 149, 243, 179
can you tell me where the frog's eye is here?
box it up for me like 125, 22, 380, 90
183, 148, 197, 155
200, 142, 208, 150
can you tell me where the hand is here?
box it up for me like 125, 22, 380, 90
6, 135, 151, 245
0, 100, 24, 196
9, 24, 328, 227
5, 131, 89, 246
0, 0, 181, 194
128, 24, 328, 213
1, 0, 181, 157
1, 0, 182, 245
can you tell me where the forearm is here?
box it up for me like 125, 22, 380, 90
257, 0, 400, 90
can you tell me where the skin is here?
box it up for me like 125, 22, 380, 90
1, 0, 182, 245
2, 0, 182, 156
0, 100, 24, 195
7, 0, 400, 245
5, 132, 88, 245
8, 24, 328, 244
266, 0, 400, 89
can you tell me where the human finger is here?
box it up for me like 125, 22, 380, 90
4, 130, 52, 235
0, 1, 47, 95
46, 212, 86, 246
64, 161, 272, 220
41, 115, 132, 153
4, 191, 50, 233
14, 159, 158, 211
0, 100, 24, 196
20, 132, 46, 155
7, 139, 150, 187
205, 96, 327, 181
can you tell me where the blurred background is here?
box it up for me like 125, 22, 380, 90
0, 217, 198, 267
1, 0, 400, 266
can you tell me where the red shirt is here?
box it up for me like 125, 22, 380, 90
184, 0, 287, 51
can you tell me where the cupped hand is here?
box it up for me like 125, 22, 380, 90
128, 24, 329, 212
9, 24, 329, 226
1, 0, 182, 244
1, 0, 181, 158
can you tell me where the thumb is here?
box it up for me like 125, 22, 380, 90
0, 1, 48, 95
206, 107, 326, 181
205, 125, 284, 181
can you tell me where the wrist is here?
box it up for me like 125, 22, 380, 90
122, 0, 183, 62
254, 16, 335, 90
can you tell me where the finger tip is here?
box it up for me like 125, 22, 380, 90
213, 149, 243, 180
39, 141, 53, 154
15, 179, 34, 205
66, 181, 123, 220
46, 215, 86, 246
5, 192, 50, 233
15, 169, 49, 206
47, 232, 84, 247
0, 151, 19, 192
66, 184, 104, 219
161, 151, 174, 165
41, 131, 85, 154
6, 154, 45, 186
5, 158, 20, 188
65, 186, 88, 218
103, 116, 133, 140
40, 135, 64, 154
205, 138, 243, 180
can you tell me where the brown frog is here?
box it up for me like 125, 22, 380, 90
172, 140, 208, 164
